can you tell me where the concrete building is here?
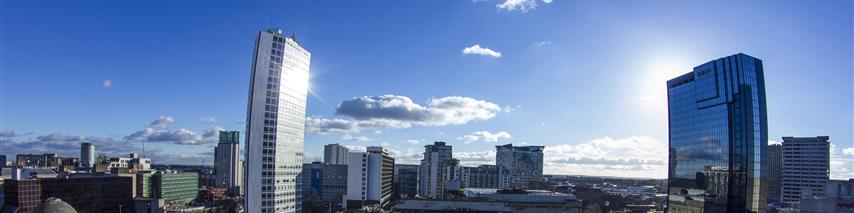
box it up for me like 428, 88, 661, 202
495, 144, 544, 188
666, 53, 769, 213
320, 164, 347, 205
244, 28, 311, 213
214, 131, 242, 196
100, 153, 152, 172
800, 179, 854, 213
782, 136, 830, 205
393, 164, 418, 200
393, 189, 582, 213
3, 176, 135, 213
769, 143, 783, 203
80, 142, 95, 169
15, 153, 60, 168
345, 147, 394, 209
461, 165, 510, 189
139, 171, 199, 206
324, 144, 349, 165
418, 142, 455, 199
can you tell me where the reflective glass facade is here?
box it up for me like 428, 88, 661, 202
245, 29, 311, 213
666, 53, 768, 213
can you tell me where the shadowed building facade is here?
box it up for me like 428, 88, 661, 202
666, 53, 768, 213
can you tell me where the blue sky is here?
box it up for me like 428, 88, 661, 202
1, 0, 851, 179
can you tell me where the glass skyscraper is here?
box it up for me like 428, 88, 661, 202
666, 53, 768, 213
244, 28, 311, 213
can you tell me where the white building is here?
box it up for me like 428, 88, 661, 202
324, 144, 349, 165
345, 146, 394, 209
244, 28, 311, 213
215, 131, 242, 196
782, 136, 830, 205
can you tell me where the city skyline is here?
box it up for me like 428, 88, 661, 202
1, 1, 853, 180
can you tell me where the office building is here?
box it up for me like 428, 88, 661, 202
139, 171, 199, 205
244, 28, 311, 213
3, 176, 135, 213
799, 179, 854, 213
393, 164, 419, 199
80, 142, 95, 169
324, 144, 349, 165
782, 136, 830, 205
99, 153, 152, 172
495, 144, 544, 188
768, 143, 783, 203
299, 161, 348, 212
320, 164, 347, 205
666, 53, 768, 213
215, 130, 242, 196
15, 153, 60, 168
300, 162, 323, 204
461, 165, 510, 189
418, 141, 455, 199
345, 147, 394, 209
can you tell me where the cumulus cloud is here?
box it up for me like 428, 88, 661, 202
148, 116, 175, 129
200, 117, 217, 124
341, 135, 373, 142
462, 44, 502, 58
843, 147, 854, 156
457, 131, 512, 144
539, 137, 666, 178
0, 132, 137, 158
125, 116, 223, 145
496, 0, 552, 12
0, 130, 16, 138
406, 139, 422, 144
307, 95, 501, 134
103, 80, 112, 89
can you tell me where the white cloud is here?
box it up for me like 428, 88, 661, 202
534, 41, 552, 47
200, 117, 217, 124
406, 139, 422, 144
148, 116, 175, 129
341, 134, 372, 142
502, 105, 521, 113
308, 95, 502, 134
843, 147, 854, 156
457, 131, 512, 144
769, 140, 782, 146
542, 136, 667, 178
103, 80, 112, 89
496, 0, 551, 12
462, 44, 502, 58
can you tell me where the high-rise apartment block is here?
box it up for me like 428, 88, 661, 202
666, 53, 768, 213
495, 144, 544, 189
244, 28, 311, 213
345, 147, 394, 209
324, 144, 349, 165
461, 165, 511, 189
418, 142, 456, 199
782, 136, 830, 205
215, 131, 242, 196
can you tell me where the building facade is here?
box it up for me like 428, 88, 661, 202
80, 142, 95, 169
781, 136, 830, 205
345, 147, 395, 209
495, 144, 544, 189
393, 164, 419, 200
3, 176, 135, 213
215, 130, 242, 196
324, 144, 349, 165
461, 165, 510, 189
666, 53, 768, 213
244, 28, 311, 213
418, 142, 455, 199
768, 143, 783, 203
138, 172, 199, 205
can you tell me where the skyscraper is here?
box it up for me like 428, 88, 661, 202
781, 136, 830, 205
418, 141, 455, 199
666, 53, 768, 213
80, 142, 95, 169
215, 131, 242, 196
345, 147, 394, 209
244, 28, 311, 213
495, 144, 544, 188
768, 143, 783, 204
324, 143, 349, 165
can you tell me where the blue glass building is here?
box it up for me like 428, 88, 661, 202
666, 53, 768, 213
